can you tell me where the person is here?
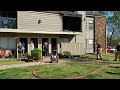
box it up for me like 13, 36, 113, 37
21, 41, 25, 53
18, 42, 22, 53
44, 41, 48, 56
114, 42, 120, 61
96, 43, 102, 60
42, 45, 45, 60
31, 40, 34, 50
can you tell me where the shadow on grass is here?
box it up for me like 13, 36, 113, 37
99, 60, 120, 64
69, 56, 96, 62
109, 66, 120, 68
106, 72, 120, 75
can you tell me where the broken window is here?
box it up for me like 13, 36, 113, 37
63, 16, 82, 32
0, 11, 17, 18
0, 11, 17, 29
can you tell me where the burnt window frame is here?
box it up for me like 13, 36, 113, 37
63, 16, 82, 32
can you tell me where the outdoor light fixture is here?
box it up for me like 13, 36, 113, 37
81, 18, 85, 22
38, 20, 42, 24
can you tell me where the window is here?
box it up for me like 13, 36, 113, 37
0, 37, 16, 50
0, 11, 17, 18
87, 39, 93, 48
89, 20, 94, 30
63, 16, 82, 32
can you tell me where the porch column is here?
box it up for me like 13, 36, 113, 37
38, 37, 42, 49
57, 38, 60, 53
49, 38, 51, 54
28, 37, 31, 53
16, 37, 19, 58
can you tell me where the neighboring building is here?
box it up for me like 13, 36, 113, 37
0, 11, 106, 58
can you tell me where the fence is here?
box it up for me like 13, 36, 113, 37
61, 42, 84, 56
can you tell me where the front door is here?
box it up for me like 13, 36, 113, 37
42, 38, 49, 56
31, 38, 38, 49
51, 38, 57, 52
20, 38, 28, 53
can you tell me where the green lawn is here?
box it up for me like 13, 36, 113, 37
0, 62, 107, 79
0, 53, 120, 79
0, 59, 26, 65
84, 65, 120, 79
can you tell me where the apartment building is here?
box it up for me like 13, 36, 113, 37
0, 11, 106, 58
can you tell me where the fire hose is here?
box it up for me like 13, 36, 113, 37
32, 59, 120, 79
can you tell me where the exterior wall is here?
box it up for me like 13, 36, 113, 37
60, 11, 86, 55
0, 11, 107, 57
17, 11, 87, 55
17, 11, 63, 32
69, 11, 86, 54
94, 16, 106, 53
61, 42, 84, 55
85, 17, 94, 53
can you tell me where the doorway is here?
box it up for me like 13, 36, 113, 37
20, 38, 28, 53
42, 38, 49, 56
31, 38, 38, 48
51, 38, 57, 52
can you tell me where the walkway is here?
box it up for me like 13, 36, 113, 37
0, 57, 53, 70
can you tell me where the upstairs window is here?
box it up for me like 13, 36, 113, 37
0, 11, 17, 18
86, 39, 93, 48
63, 16, 82, 32
89, 20, 94, 30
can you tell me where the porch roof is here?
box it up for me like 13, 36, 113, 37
0, 29, 81, 35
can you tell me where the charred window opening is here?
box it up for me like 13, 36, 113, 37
0, 11, 17, 29
0, 11, 17, 18
63, 16, 82, 32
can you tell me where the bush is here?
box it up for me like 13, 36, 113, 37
31, 48, 42, 60
63, 51, 71, 58
24, 52, 31, 58
58, 53, 64, 58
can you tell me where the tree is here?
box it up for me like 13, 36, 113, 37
97, 11, 120, 46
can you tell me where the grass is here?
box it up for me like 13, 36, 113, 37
0, 62, 107, 79
84, 65, 120, 79
0, 53, 120, 79
0, 59, 26, 65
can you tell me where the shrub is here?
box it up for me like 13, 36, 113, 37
63, 51, 71, 58
24, 52, 31, 58
58, 53, 64, 58
31, 48, 42, 60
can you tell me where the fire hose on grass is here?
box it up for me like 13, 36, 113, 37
32, 59, 120, 79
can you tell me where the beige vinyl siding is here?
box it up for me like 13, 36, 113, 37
86, 17, 94, 39
17, 11, 63, 32
61, 42, 84, 55
86, 30, 94, 38
85, 17, 94, 53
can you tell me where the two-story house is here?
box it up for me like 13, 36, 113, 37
0, 11, 106, 58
